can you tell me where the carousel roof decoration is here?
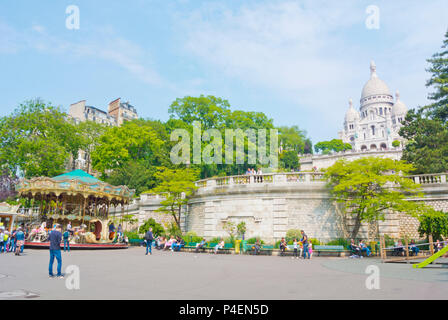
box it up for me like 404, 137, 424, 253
16, 169, 134, 203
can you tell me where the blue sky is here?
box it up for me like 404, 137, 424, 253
1, 0, 447, 143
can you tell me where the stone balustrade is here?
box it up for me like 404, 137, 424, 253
195, 172, 448, 188
195, 172, 326, 188
409, 173, 447, 185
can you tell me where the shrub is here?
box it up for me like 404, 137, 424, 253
308, 238, 321, 246
285, 229, 302, 242
138, 218, 165, 237
183, 231, 203, 243
124, 231, 142, 240
418, 210, 448, 241
325, 238, 350, 247
246, 237, 265, 245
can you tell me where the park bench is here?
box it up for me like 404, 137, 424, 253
129, 239, 144, 246
245, 244, 274, 255
314, 245, 345, 257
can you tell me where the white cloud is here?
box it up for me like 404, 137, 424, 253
0, 21, 164, 87
174, 0, 448, 141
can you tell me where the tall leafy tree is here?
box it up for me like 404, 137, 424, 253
325, 157, 432, 239
151, 168, 199, 231
0, 99, 80, 178
314, 139, 352, 154
400, 109, 448, 173
278, 125, 307, 153
424, 29, 448, 121
280, 150, 299, 170
400, 30, 448, 173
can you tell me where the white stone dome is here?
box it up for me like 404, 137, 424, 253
345, 99, 359, 122
392, 90, 407, 115
361, 61, 392, 100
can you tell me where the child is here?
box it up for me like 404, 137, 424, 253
292, 239, 298, 259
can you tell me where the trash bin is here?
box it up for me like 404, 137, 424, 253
235, 240, 242, 254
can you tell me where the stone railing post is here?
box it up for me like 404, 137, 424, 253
274, 174, 286, 183
441, 174, 447, 184
229, 177, 234, 185
305, 173, 311, 183
206, 179, 217, 187
414, 176, 420, 184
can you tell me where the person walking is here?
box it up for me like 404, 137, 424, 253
301, 230, 310, 259
144, 227, 154, 255
14, 227, 25, 256
48, 224, 63, 278
63, 229, 70, 252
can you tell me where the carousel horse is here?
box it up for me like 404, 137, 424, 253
28, 225, 48, 242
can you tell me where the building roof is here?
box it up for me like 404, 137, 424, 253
392, 90, 407, 115
345, 99, 360, 122
361, 61, 392, 100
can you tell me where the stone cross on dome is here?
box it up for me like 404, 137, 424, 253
396, 90, 400, 99
370, 60, 377, 78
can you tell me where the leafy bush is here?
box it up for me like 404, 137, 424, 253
308, 238, 321, 246
138, 218, 165, 237
418, 210, 448, 241
182, 231, 203, 243
124, 231, 142, 240
325, 238, 350, 247
246, 237, 265, 245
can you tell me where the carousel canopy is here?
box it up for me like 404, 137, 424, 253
52, 169, 101, 184
16, 169, 135, 203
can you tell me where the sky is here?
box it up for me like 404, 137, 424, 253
1, 0, 447, 143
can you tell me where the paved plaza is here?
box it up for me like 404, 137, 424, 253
1, 248, 448, 299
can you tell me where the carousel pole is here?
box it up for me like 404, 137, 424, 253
82, 195, 87, 224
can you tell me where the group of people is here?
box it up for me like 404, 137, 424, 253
349, 239, 371, 258
143, 231, 186, 255
0, 226, 25, 256
245, 168, 263, 182
279, 230, 313, 259
108, 223, 123, 241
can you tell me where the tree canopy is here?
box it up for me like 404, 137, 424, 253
399, 30, 448, 173
314, 139, 352, 154
324, 157, 432, 239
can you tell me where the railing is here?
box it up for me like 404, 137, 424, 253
195, 172, 327, 187
195, 172, 448, 188
409, 173, 447, 185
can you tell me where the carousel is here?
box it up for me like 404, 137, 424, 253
16, 169, 135, 249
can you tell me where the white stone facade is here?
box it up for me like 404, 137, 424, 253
338, 61, 407, 152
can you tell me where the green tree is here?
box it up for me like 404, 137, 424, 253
399, 30, 448, 173
424, 29, 448, 121
138, 218, 165, 237
418, 210, 448, 241
91, 119, 169, 194
151, 168, 199, 231
280, 150, 299, 170
314, 139, 352, 154
0, 99, 81, 178
324, 157, 432, 239
278, 126, 307, 153
400, 109, 448, 173
75, 120, 108, 173
236, 221, 247, 239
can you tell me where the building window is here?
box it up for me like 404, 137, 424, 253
371, 125, 375, 136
